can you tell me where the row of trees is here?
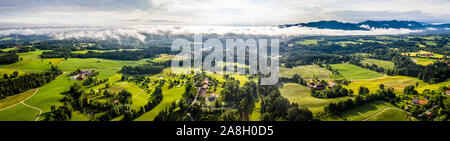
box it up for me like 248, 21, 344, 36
0, 53, 19, 64
120, 64, 164, 75
41, 48, 173, 61
0, 66, 62, 99
311, 85, 353, 98
324, 87, 396, 115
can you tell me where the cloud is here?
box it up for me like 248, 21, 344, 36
0, 25, 427, 43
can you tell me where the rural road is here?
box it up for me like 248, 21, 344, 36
21, 101, 42, 121
362, 107, 405, 121
134, 88, 148, 98
0, 88, 42, 121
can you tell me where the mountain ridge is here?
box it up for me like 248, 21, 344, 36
279, 20, 450, 30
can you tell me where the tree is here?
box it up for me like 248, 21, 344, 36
379, 83, 385, 89
358, 86, 369, 95
286, 106, 313, 121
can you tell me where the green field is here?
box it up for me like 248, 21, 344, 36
135, 85, 185, 121
345, 75, 450, 94
279, 83, 351, 113
0, 50, 55, 71
323, 101, 396, 121
0, 74, 78, 121
330, 63, 384, 80
0, 88, 38, 109
280, 65, 332, 80
411, 57, 435, 66
402, 50, 444, 58
367, 108, 409, 121
250, 102, 261, 121
58, 58, 149, 78
0, 69, 27, 79
0, 37, 13, 41
361, 59, 394, 70
296, 40, 319, 45
0, 103, 40, 121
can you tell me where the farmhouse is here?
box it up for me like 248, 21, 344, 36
412, 98, 429, 105
307, 81, 326, 90
208, 93, 219, 101
328, 81, 336, 87
77, 74, 86, 80
69, 69, 96, 80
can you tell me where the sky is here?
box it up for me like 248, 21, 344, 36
0, 0, 450, 26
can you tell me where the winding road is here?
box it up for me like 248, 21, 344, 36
362, 107, 405, 121
0, 88, 43, 121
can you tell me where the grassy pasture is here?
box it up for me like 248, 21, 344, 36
279, 83, 351, 113
360, 59, 394, 70
367, 108, 409, 121
0, 103, 40, 121
280, 65, 332, 80
0, 50, 55, 71
134, 84, 185, 121
0, 69, 27, 78
25, 74, 79, 120
345, 76, 417, 94
0, 74, 77, 121
250, 101, 261, 121
330, 41, 361, 46
0, 37, 13, 41
402, 50, 444, 58
153, 54, 175, 61
0, 88, 38, 109
58, 58, 149, 78
323, 101, 395, 121
345, 75, 449, 94
411, 57, 435, 66
296, 40, 319, 45
330, 63, 384, 80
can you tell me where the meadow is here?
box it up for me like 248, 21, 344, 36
295, 39, 319, 45
402, 50, 444, 59
367, 108, 409, 121
58, 58, 150, 78
323, 101, 396, 121
330, 63, 384, 80
280, 65, 332, 80
345, 75, 450, 94
134, 85, 185, 121
411, 57, 435, 66
0, 88, 38, 109
0, 50, 55, 71
279, 83, 352, 113
360, 59, 394, 70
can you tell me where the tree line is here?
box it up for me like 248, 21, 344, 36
323, 86, 396, 115
41, 48, 174, 61
0, 66, 62, 99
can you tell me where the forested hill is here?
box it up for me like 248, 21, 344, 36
279, 20, 450, 30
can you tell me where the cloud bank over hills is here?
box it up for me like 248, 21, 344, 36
0, 25, 430, 43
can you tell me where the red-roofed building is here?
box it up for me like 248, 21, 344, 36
77, 74, 86, 80
412, 98, 429, 105
419, 100, 428, 105
445, 90, 450, 95
328, 81, 335, 87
